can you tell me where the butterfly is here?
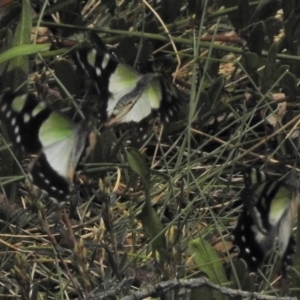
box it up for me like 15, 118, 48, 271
0, 91, 96, 201
74, 46, 183, 126
231, 168, 299, 277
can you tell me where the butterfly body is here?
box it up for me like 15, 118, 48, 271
74, 47, 182, 126
107, 73, 162, 125
0, 91, 96, 201
232, 168, 299, 276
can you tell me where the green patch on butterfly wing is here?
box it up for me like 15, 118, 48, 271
269, 185, 293, 226
278, 208, 293, 255
108, 71, 162, 124
107, 64, 141, 119
114, 63, 138, 81
253, 181, 276, 201
11, 95, 48, 115
11, 94, 28, 112
147, 77, 162, 109
109, 63, 140, 97
253, 179, 275, 203
86, 49, 97, 67
250, 168, 267, 185
247, 168, 267, 197
114, 82, 159, 124
39, 121, 89, 182
39, 112, 74, 147
254, 183, 266, 198
117, 74, 161, 120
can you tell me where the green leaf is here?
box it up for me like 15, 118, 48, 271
13, 0, 31, 46
241, 51, 261, 73
283, 6, 300, 56
249, 0, 281, 23
187, 0, 204, 19
125, 147, 167, 261
0, 44, 50, 66
280, 71, 297, 101
189, 237, 228, 300
7, 0, 31, 90
125, 147, 150, 193
139, 203, 168, 262
161, 0, 183, 23
264, 17, 282, 46
207, 76, 224, 111
261, 42, 278, 94
237, 0, 250, 29
224, 0, 256, 32
247, 21, 265, 54
282, 0, 294, 19
196, 91, 210, 122
189, 237, 227, 284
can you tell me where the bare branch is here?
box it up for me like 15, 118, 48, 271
85, 277, 297, 300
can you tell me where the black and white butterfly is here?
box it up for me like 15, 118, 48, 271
74, 47, 183, 126
232, 168, 299, 277
0, 91, 96, 201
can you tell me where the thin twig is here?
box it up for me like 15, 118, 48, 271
84, 277, 297, 300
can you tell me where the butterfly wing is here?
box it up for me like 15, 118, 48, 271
0, 91, 51, 153
159, 78, 183, 123
0, 91, 95, 201
30, 120, 94, 201
107, 73, 162, 125
107, 61, 142, 105
232, 168, 298, 276
74, 47, 183, 125
232, 207, 272, 273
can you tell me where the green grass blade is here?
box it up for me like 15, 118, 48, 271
0, 44, 50, 66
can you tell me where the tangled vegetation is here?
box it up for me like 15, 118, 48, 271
1, 0, 300, 299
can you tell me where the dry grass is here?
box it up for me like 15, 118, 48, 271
0, 1, 300, 299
